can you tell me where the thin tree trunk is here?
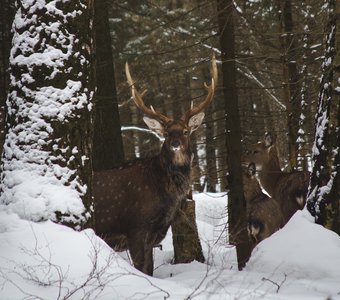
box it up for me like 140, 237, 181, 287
276, 0, 300, 170
171, 50, 204, 264
190, 133, 203, 192
217, 0, 252, 269
205, 94, 218, 192
92, 0, 124, 171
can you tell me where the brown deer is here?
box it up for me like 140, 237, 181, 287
244, 132, 310, 224
93, 56, 217, 276
243, 163, 284, 245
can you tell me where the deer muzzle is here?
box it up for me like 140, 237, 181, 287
170, 140, 182, 152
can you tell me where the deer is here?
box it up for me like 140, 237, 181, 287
93, 56, 217, 276
244, 132, 310, 225
243, 163, 284, 245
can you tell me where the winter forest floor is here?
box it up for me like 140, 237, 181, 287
1, 192, 340, 299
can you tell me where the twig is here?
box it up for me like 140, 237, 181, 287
261, 273, 287, 293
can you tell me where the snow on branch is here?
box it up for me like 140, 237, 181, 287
237, 65, 286, 110
122, 125, 164, 141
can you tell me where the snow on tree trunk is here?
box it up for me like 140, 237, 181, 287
276, 0, 301, 170
0, 0, 94, 229
306, 0, 340, 231
297, 2, 312, 172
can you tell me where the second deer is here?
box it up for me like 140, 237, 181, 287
243, 163, 284, 245
244, 132, 310, 224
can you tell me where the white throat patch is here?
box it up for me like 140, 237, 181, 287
172, 150, 188, 166
171, 146, 182, 152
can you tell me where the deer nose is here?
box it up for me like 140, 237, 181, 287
171, 140, 180, 148
171, 140, 182, 151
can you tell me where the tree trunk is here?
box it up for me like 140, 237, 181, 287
297, 2, 312, 172
190, 133, 203, 192
217, 0, 252, 269
171, 194, 205, 264
0, 1, 15, 159
92, 0, 124, 171
276, 0, 300, 170
171, 50, 204, 264
0, 0, 94, 229
205, 94, 218, 192
307, 0, 340, 235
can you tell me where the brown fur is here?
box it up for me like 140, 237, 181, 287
244, 133, 310, 224
93, 121, 192, 276
243, 163, 284, 245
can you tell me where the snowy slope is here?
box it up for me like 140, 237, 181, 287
0, 193, 340, 299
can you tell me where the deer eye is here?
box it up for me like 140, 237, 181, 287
163, 132, 169, 138
183, 129, 189, 136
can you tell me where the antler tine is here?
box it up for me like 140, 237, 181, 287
181, 54, 218, 123
125, 62, 171, 124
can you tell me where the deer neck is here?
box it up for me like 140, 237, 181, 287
157, 144, 191, 197
159, 143, 191, 173
258, 147, 282, 196
244, 181, 263, 203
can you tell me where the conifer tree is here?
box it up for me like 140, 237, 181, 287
307, 0, 340, 235
0, 0, 94, 229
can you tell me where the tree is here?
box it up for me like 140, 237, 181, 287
276, 0, 301, 170
92, 0, 124, 171
170, 45, 205, 264
0, 0, 94, 229
217, 0, 252, 269
171, 193, 205, 264
307, 0, 340, 235
235, 0, 324, 171
0, 1, 15, 158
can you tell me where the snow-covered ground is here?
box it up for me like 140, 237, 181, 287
1, 192, 340, 299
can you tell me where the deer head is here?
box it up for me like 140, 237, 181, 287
242, 163, 262, 201
125, 55, 218, 166
244, 132, 279, 171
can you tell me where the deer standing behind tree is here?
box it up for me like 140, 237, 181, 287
93, 56, 217, 276
244, 132, 310, 225
243, 163, 284, 245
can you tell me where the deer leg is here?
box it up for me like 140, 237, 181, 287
128, 234, 146, 274
143, 245, 154, 276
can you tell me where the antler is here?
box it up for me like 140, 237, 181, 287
125, 62, 171, 124
181, 54, 218, 124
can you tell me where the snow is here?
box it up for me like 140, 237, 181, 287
1, 193, 340, 299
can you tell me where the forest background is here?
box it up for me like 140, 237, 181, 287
0, 0, 340, 278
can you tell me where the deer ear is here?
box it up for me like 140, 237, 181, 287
188, 112, 205, 133
143, 116, 164, 135
247, 162, 256, 176
264, 132, 275, 147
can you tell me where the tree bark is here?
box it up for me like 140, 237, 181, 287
0, 0, 94, 228
307, 0, 340, 235
0, 1, 15, 159
276, 0, 301, 170
205, 91, 218, 192
172, 195, 205, 264
92, 0, 124, 171
171, 48, 204, 264
217, 0, 252, 269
